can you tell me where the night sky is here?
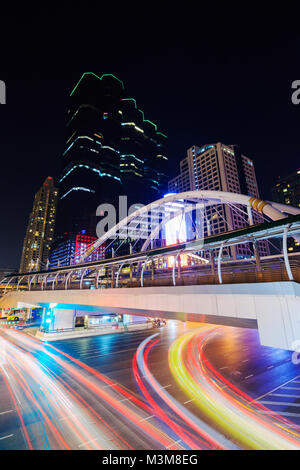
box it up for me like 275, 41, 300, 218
0, 10, 299, 268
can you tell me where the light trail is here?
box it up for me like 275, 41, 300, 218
134, 333, 239, 450
168, 326, 300, 450
2, 323, 300, 450
0, 327, 183, 450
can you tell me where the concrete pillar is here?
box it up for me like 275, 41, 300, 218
52, 308, 75, 331
257, 295, 300, 351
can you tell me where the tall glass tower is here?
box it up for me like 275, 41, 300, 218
55, 73, 168, 241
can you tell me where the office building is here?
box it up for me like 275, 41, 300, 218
169, 143, 269, 259
272, 169, 300, 252
20, 177, 58, 272
272, 170, 300, 208
49, 232, 105, 268
55, 72, 168, 243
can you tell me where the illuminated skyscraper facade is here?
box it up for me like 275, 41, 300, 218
272, 169, 300, 253
169, 143, 269, 259
272, 170, 300, 209
48, 232, 105, 268
55, 73, 168, 240
19, 177, 58, 272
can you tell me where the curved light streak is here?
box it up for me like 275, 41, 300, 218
168, 327, 300, 450
0, 328, 183, 450
134, 333, 238, 450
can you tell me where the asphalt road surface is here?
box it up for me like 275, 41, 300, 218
1, 320, 300, 450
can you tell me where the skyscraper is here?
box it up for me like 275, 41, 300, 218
272, 169, 300, 253
48, 232, 105, 268
169, 143, 269, 259
55, 73, 168, 241
272, 169, 300, 208
19, 177, 58, 272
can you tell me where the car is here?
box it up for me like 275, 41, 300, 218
7, 315, 21, 322
152, 318, 167, 328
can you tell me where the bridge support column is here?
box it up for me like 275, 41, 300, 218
283, 226, 294, 281
217, 243, 225, 284
111, 267, 115, 288
172, 251, 182, 286
151, 261, 155, 281
253, 241, 263, 280
210, 250, 215, 278
52, 308, 75, 331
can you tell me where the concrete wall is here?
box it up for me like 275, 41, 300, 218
1, 281, 300, 351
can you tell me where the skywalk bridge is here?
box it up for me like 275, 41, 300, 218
1, 191, 300, 350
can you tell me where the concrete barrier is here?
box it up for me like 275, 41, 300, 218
34, 322, 153, 342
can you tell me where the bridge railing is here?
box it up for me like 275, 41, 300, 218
4, 256, 300, 292
120, 258, 300, 287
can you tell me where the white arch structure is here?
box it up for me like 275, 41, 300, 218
79, 190, 300, 263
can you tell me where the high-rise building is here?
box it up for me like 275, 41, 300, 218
48, 232, 105, 268
55, 72, 168, 241
272, 169, 300, 253
272, 170, 300, 208
169, 143, 269, 259
20, 177, 58, 272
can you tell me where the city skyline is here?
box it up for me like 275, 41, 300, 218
0, 22, 299, 269
1, 11, 300, 456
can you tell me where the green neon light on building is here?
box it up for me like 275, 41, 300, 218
122, 98, 158, 131
156, 131, 167, 138
70, 72, 125, 96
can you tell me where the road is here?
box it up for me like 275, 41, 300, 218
0, 321, 300, 450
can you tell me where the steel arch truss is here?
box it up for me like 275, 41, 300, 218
78, 190, 300, 263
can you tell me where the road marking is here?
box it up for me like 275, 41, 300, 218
269, 411, 300, 418
282, 386, 300, 391
103, 383, 118, 389
242, 359, 249, 363
270, 393, 300, 399
119, 397, 131, 403
252, 374, 300, 403
260, 401, 300, 407
160, 384, 171, 389
245, 374, 253, 380
166, 439, 181, 449
0, 434, 13, 441
81, 347, 138, 359
184, 399, 194, 404
78, 437, 99, 448
257, 410, 300, 418
267, 365, 274, 369
0, 410, 13, 415
139, 414, 154, 422
219, 366, 228, 370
